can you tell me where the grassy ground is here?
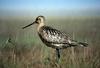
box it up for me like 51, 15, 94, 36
0, 16, 100, 68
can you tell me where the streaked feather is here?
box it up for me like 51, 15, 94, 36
38, 26, 69, 44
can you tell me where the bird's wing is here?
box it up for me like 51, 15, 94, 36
39, 26, 69, 44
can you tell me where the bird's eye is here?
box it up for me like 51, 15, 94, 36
36, 18, 41, 21
36, 18, 38, 20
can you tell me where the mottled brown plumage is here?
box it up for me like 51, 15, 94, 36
38, 25, 70, 49
22, 16, 88, 62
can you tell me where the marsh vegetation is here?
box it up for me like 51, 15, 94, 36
0, 16, 100, 68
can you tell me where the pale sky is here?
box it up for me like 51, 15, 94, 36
0, 0, 100, 17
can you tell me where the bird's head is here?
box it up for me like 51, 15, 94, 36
35, 16, 45, 24
22, 16, 45, 29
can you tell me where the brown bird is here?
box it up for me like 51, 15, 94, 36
22, 16, 88, 62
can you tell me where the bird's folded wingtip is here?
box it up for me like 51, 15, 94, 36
79, 42, 88, 47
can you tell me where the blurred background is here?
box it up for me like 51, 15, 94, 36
0, 0, 100, 68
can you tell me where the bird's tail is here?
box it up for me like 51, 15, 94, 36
69, 40, 88, 47
78, 42, 88, 47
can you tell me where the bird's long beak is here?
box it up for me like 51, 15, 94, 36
22, 21, 36, 29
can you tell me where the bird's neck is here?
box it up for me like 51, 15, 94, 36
37, 22, 45, 32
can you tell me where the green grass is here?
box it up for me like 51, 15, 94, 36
0, 16, 100, 68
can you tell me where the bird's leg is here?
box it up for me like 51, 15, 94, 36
56, 48, 61, 63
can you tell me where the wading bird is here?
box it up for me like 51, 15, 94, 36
22, 16, 88, 62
